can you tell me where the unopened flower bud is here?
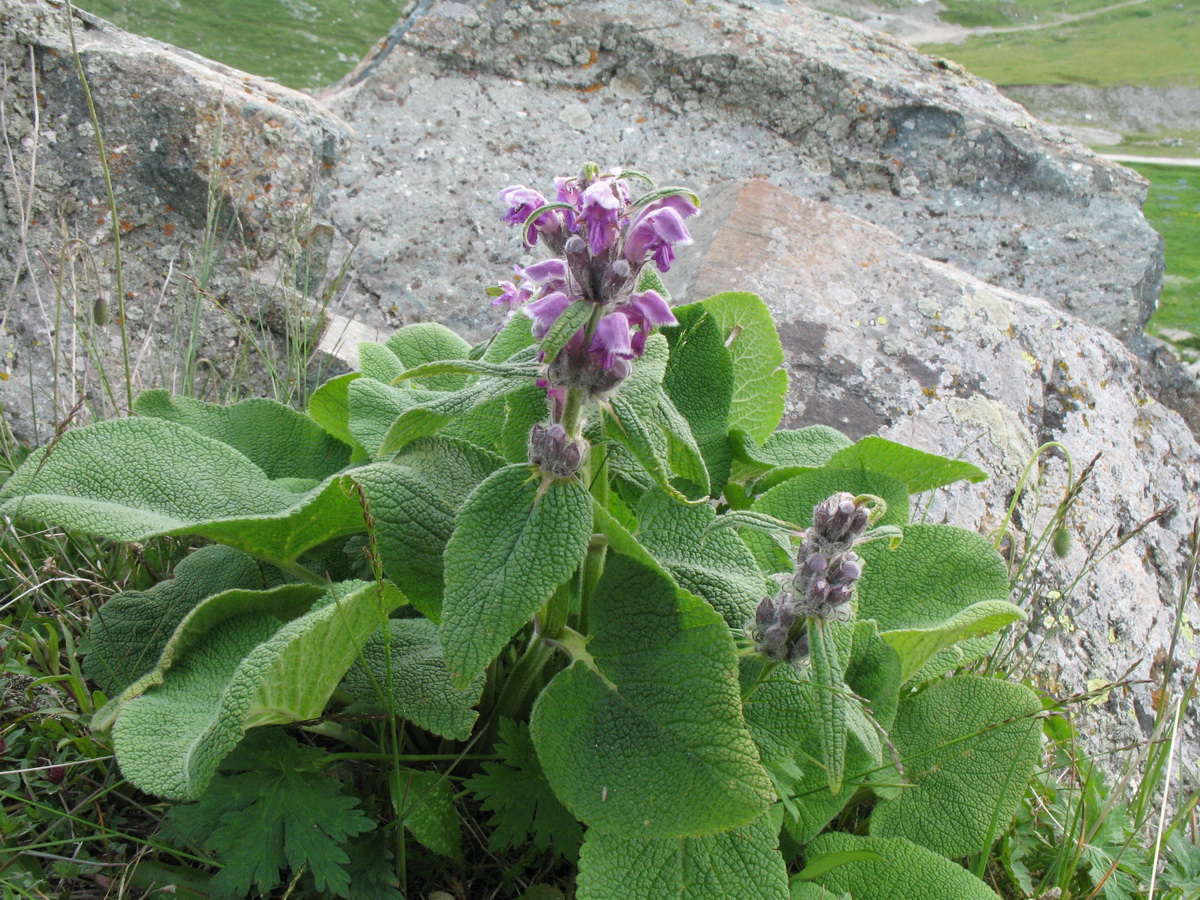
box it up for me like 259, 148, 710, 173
528, 422, 587, 478
601, 259, 632, 301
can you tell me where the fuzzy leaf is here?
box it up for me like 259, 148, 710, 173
635, 488, 766, 628
347, 378, 411, 454
661, 302, 733, 493
441, 464, 592, 688
357, 341, 407, 384
386, 322, 473, 391
824, 436, 988, 494
870, 676, 1042, 859
133, 391, 351, 480
111, 580, 405, 800
343, 619, 482, 740
810, 619, 848, 796
502, 382, 553, 463
699, 292, 788, 445
606, 393, 687, 502
166, 731, 372, 899
576, 812, 788, 900
856, 524, 1011, 632
802, 834, 1001, 899
881, 600, 1026, 683
530, 554, 773, 838
84, 545, 266, 696
482, 313, 536, 363
309, 373, 366, 456
539, 299, 595, 364
908, 634, 999, 685
0, 417, 366, 565
465, 719, 583, 862
378, 376, 516, 456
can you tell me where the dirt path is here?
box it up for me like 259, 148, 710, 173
893, 0, 1149, 47
1099, 153, 1200, 168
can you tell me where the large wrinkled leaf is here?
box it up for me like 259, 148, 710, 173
385, 322, 473, 391
441, 464, 592, 688
856, 524, 1011, 632
84, 545, 267, 696
133, 391, 350, 480
343, 619, 483, 740
801, 834, 1001, 899
881, 600, 1026, 683
577, 812, 788, 900
662, 302, 733, 493
636, 488, 766, 628
531, 554, 773, 838
870, 675, 1042, 859
111, 580, 405, 800
824, 436, 987, 494
378, 376, 516, 456
0, 417, 365, 565
699, 292, 788, 445
347, 378, 411, 454
350, 437, 503, 620
732, 426, 853, 487
308, 373, 366, 457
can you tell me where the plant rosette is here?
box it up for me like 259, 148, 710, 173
0, 163, 1038, 900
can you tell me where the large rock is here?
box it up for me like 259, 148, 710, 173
322, 0, 1162, 347
0, 0, 352, 443
675, 179, 1200, 774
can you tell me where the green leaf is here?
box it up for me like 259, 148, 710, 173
700, 292, 788, 445
530, 554, 773, 838
111, 580, 405, 800
390, 767, 462, 860
824, 436, 988, 494
732, 426, 853, 487
662, 302, 733, 494
482, 312, 535, 363
881, 600, 1026, 683
636, 266, 670, 299
793, 849, 885, 881
309, 372, 366, 457
576, 812, 788, 900
465, 719, 583, 862
441, 464, 592, 688
84, 545, 267, 696
908, 634, 999, 685
342, 832, 404, 900
501, 381, 552, 463
856, 524, 1011, 632
134, 390, 351, 480
541, 299, 595, 364
656, 390, 712, 497
801, 834, 1001, 899
357, 341, 407, 384
746, 468, 909, 573
606, 393, 687, 502
0, 417, 366, 565
342, 619, 483, 740
347, 378, 411, 454
810, 619, 848, 796
166, 730, 372, 900
869, 676, 1042, 859
390, 358, 540, 384
377, 377, 516, 456
385, 322, 473, 391
636, 488, 766, 629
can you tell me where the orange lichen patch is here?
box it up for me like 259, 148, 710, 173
582, 82, 603, 93
132, 92, 141, 99
861, 261, 869, 267
263, 184, 273, 193
582, 49, 598, 69
248, 193, 258, 202
119, 220, 133, 233
95, 217, 106, 224
0, 372, 9, 381
221, 156, 233, 168
635, 116, 647, 123
163, 223, 175, 237
269, 96, 277, 103
858, 104, 868, 113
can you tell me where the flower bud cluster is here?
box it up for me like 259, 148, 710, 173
748, 492, 871, 662
497, 164, 696, 405
528, 423, 587, 479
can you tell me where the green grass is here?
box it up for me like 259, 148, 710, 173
1132, 164, 1200, 335
938, 0, 1119, 28
922, 0, 1200, 87
1094, 130, 1200, 159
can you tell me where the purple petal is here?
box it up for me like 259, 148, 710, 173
590, 312, 634, 370
628, 290, 677, 328
623, 207, 693, 271
640, 192, 699, 220
523, 291, 572, 339
581, 182, 622, 255
522, 259, 569, 285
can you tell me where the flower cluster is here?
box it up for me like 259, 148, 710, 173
750, 493, 871, 662
527, 423, 587, 479
497, 164, 697, 409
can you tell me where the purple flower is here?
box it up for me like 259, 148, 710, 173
590, 312, 634, 370
524, 291, 572, 339
624, 207, 693, 272
640, 192, 700, 221
580, 182, 622, 256
493, 265, 535, 307
499, 185, 560, 246
624, 290, 677, 330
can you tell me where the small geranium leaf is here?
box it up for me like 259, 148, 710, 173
84, 545, 267, 696
661, 302, 733, 494
0, 417, 366, 566
824, 436, 988, 494
441, 464, 592, 688
576, 812, 788, 900
530, 554, 774, 838
698, 292, 788, 445
881, 599, 1027, 683
635, 487, 766, 628
385, 322, 473, 391
110, 580, 405, 800
342, 619, 483, 740
133, 390, 351, 480
869, 675, 1043, 859
801, 834, 1002, 899
856, 524, 1011, 633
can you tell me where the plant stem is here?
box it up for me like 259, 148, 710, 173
489, 633, 555, 726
